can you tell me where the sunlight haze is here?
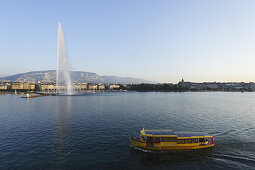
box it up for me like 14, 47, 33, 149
1, 0, 255, 83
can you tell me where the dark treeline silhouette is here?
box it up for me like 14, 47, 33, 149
128, 83, 188, 92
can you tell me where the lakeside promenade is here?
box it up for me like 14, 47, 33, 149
1, 79, 255, 93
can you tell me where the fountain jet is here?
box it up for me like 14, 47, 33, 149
56, 22, 73, 95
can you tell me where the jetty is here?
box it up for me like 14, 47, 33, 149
22, 93, 49, 98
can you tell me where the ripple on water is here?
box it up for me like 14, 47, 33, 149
0, 92, 255, 169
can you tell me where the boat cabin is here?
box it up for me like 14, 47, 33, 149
139, 129, 214, 147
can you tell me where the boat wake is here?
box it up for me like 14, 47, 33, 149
130, 145, 154, 153
130, 145, 170, 153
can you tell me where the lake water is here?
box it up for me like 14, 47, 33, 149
0, 92, 255, 169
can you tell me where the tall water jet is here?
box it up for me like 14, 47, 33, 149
56, 22, 73, 95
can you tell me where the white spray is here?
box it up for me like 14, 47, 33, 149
56, 22, 73, 95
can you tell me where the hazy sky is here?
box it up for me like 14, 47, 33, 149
1, 0, 255, 83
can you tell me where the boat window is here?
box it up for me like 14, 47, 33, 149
192, 138, 199, 143
161, 138, 167, 142
140, 135, 147, 141
177, 139, 185, 144
185, 139, 192, 143
199, 138, 205, 142
147, 137, 153, 142
161, 137, 177, 142
153, 137, 161, 143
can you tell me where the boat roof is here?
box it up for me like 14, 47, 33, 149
144, 130, 176, 136
141, 129, 212, 138
174, 132, 210, 137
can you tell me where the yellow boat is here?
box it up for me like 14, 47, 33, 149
130, 129, 214, 150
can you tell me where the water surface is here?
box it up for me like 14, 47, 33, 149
0, 92, 254, 169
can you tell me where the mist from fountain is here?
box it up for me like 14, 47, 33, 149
56, 22, 73, 95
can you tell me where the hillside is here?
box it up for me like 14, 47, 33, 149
1, 70, 155, 84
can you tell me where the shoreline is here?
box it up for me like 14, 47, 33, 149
0, 90, 251, 95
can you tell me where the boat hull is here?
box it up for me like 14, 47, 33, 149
130, 139, 214, 150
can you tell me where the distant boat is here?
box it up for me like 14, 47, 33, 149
21, 93, 49, 98
14, 90, 17, 95
21, 93, 30, 98
130, 129, 214, 150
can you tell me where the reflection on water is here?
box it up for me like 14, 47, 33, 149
53, 96, 72, 167
130, 146, 214, 166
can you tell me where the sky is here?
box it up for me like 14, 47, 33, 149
1, 0, 255, 83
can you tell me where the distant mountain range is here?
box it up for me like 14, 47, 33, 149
0, 70, 155, 84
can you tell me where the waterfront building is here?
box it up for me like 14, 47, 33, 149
11, 82, 23, 90
202, 83, 218, 90
0, 84, 7, 90
23, 83, 36, 90
108, 84, 120, 90
40, 84, 60, 91
190, 84, 203, 90
75, 83, 88, 90
88, 84, 97, 90
224, 83, 243, 91
56, 85, 66, 91
98, 84, 105, 90
247, 82, 255, 91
